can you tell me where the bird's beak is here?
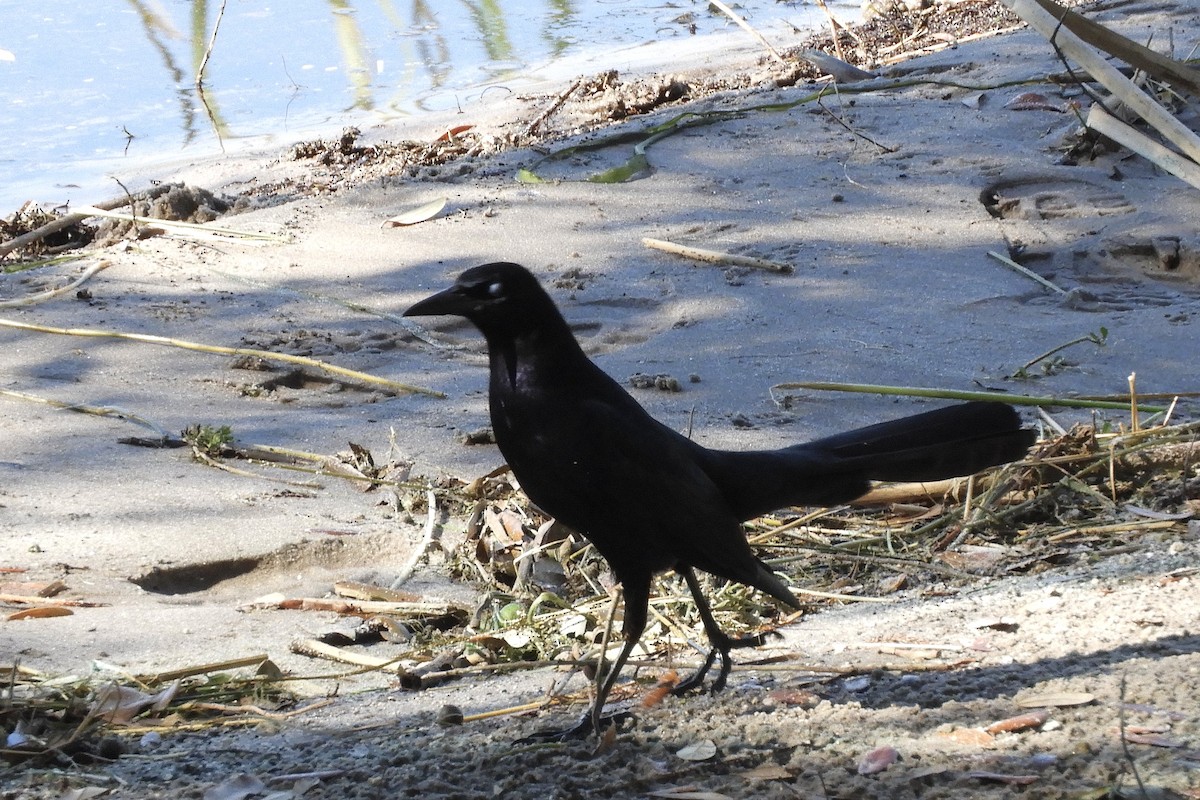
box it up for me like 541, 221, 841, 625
404, 285, 468, 318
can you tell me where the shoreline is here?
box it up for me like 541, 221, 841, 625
4, 1, 1030, 218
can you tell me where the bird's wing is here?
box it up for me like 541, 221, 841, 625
511, 394, 793, 605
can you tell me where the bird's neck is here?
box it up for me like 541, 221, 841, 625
489, 334, 568, 391
485, 315, 589, 397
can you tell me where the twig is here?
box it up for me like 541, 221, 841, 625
1016, 327, 1107, 375
1042, 518, 1178, 543
785, 587, 892, 603
879, 25, 1024, 66
0, 317, 444, 397
1117, 673, 1150, 797
848, 475, 1022, 506
290, 638, 412, 676
72, 205, 286, 243
2, 254, 87, 274
190, 446, 323, 488
391, 489, 441, 588
461, 700, 551, 723
526, 79, 581, 137
987, 250, 1068, 295
0, 260, 111, 308
0, 594, 106, 608
1128, 372, 1139, 433
642, 237, 793, 273
142, 655, 274, 685
260, 597, 465, 616
0, 387, 171, 438
817, 88, 898, 153
811, 0, 856, 62
708, 0, 787, 66
770, 548, 977, 581
771, 381, 1168, 413
195, 0, 227, 90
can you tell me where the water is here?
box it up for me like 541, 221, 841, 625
0, 0, 855, 211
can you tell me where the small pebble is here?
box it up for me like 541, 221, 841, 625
437, 705, 464, 726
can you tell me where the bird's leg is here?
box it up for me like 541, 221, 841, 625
672, 567, 769, 695
517, 577, 650, 742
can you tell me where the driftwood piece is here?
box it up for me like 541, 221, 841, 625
1029, 0, 1200, 97
0, 197, 128, 259
1088, 105, 1200, 191
1001, 0, 1200, 167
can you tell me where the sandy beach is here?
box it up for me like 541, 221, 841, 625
3, 1, 1199, 797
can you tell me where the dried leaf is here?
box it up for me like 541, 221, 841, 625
969, 616, 1019, 632
857, 745, 899, 774
91, 681, 180, 724
676, 739, 718, 761
1004, 92, 1063, 112
484, 508, 527, 542
202, 773, 268, 800
966, 770, 1039, 785
7, 606, 73, 621
383, 197, 448, 227
648, 790, 732, 800
1123, 730, 1184, 748
1124, 504, 1194, 521
961, 91, 987, 109
436, 125, 474, 142
937, 727, 995, 747
739, 763, 792, 781
593, 720, 618, 755
641, 671, 678, 708
58, 789, 110, 800
1017, 692, 1095, 708
986, 709, 1050, 734
765, 687, 820, 708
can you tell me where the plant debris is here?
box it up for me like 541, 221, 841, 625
1, 658, 295, 767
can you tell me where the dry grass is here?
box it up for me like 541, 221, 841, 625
9, 414, 1194, 767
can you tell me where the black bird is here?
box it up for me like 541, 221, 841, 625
405, 262, 1033, 739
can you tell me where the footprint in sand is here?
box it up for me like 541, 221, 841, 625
981, 176, 1135, 220
979, 173, 1200, 293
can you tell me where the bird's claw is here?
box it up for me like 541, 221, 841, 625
672, 629, 777, 697
516, 710, 634, 744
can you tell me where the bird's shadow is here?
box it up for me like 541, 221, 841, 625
810, 630, 1199, 715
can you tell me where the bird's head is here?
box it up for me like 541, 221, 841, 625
404, 262, 561, 340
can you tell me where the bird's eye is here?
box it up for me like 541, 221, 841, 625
487, 281, 504, 297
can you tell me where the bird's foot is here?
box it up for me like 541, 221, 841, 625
673, 631, 773, 696
515, 710, 634, 744
672, 646, 726, 696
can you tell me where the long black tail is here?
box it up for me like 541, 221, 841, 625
809, 401, 1034, 482
699, 401, 1035, 520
